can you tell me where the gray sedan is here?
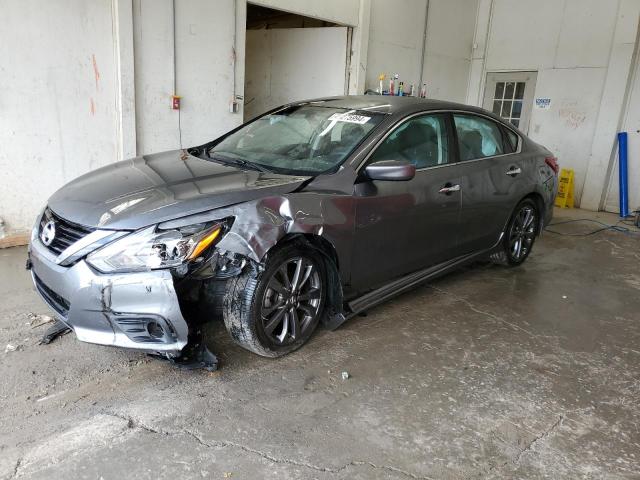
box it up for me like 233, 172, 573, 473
27, 96, 558, 369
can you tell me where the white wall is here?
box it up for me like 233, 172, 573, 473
365, 0, 428, 93
604, 38, 640, 213
134, 0, 241, 154
0, 0, 368, 237
421, 0, 477, 103
133, 0, 363, 155
468, 0, 640, 208
365, 0, 477, 102
0, 0, 119, 234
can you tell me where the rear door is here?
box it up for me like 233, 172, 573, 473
453, 113, 527, 254
351, 113, 461, 291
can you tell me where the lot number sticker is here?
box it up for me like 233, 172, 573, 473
328, 113, 371, 124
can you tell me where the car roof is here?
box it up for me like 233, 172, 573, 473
296, 95, 490, 117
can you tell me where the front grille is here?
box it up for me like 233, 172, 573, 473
33, 273, 70, 317
39, 208, 95, 256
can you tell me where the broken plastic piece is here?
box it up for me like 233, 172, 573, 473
166, 340, 218, 372
40, 320, 72, 345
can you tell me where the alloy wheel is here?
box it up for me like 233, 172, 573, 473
508, 205, 537, 261
261, 257, 322, 345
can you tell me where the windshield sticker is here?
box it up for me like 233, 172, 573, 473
328, 113, 371, 124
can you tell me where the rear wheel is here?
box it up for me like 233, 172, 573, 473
491, 199, 539, 266
222, 244, 326, 357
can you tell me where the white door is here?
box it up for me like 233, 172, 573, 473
604, 54, 640, 213
483, 72, 537, 134
244, 27, 349, 121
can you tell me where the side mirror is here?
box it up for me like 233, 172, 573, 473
364, 160, 416, 181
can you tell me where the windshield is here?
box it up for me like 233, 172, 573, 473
208, 105, 384, 175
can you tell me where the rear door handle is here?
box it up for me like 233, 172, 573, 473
506, 167, 522, 176
439, 184, 461, 194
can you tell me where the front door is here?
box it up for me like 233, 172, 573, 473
351, 113, 461, 292
483, 72, 537, 134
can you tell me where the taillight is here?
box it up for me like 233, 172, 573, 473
545, 156, 559, 174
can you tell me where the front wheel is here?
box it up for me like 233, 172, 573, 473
222, 244, 326, 357
491, 199, 539, 266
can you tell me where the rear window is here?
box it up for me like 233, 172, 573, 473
453, 114, 504, 161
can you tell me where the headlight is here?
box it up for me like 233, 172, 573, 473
86, 222, 224, 273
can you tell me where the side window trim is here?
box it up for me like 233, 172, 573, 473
446, 112, 462, 164
505, 125, 522, 152
499, 125, 512, 154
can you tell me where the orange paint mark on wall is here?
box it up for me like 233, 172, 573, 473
90, 98, 96, 115
92, 54, 100, 90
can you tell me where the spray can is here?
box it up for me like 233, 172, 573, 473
389, 77, 395, 96
420, 83, 427, 98
378, 74, 385, 94
398, 81, 404, 97
409, 84, 415, 97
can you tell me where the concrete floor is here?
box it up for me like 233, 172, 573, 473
0, 208, 639, 479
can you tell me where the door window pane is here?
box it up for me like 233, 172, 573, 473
494, 82, 505, 98
515, 82, 525, 100
492, 101, 502, 116
501, 101, 513, 118
454, 115, 504, 161
504, 82, 515, 99
512, 100, 523, 118
370, 114, 449, 169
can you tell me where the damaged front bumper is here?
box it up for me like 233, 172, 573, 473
28, 236, 189, 356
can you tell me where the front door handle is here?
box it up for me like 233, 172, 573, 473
439, 184, 461, 194
506, 167, 522, 177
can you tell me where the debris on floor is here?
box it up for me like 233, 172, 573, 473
341, 371, 350, 380
5, 343, 21, 353
27, 312, 54, 329
39, 320, 71, 345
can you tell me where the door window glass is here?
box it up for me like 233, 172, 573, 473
454, 115, 504, 161
491, 80, 526, 128
369, 114, 449, 169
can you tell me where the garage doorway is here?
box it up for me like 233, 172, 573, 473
483, 72, 537, 133
244, 4, 351, 121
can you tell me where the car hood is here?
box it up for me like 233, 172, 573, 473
47, 150, 311, 230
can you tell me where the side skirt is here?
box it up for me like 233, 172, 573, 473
345, 246, 498, 320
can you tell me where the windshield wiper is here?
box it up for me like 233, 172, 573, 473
210, 152, 274, 174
